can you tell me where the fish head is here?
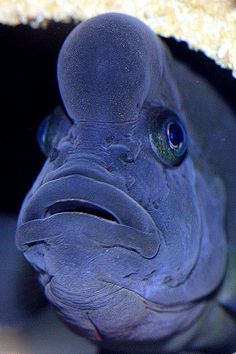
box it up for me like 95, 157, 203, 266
16, 13, 227, 342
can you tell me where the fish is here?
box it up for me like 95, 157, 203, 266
15, 13, 236, 353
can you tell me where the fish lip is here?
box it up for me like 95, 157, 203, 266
19, 173, 157, 236
46, 164, 122, 225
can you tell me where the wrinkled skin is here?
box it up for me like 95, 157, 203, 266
15, 13, 234, 352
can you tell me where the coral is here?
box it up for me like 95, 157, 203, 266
0, 1, 235, 75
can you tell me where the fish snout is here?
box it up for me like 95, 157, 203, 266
15, 172, 161, 336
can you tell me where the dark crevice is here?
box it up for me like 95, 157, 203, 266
101, 243, 151, 258
46, 199, 119, 223
24, 240, 47, 248
143, 269, 157, 280
87, 312, 103, 341
162, 37, 236, 116
0, 21, 76, 213
123, 272, 138, 278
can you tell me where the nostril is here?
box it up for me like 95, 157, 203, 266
46, 199, 120, 224
119, 151, 135, 163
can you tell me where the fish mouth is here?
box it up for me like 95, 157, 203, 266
45, 199, 121, 224
17, 173, 160, 255
19, 173, 157, 231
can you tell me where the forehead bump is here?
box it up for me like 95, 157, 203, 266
57, 13, 160, 124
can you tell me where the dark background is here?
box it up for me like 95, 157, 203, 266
0, 21, 235, 215
0, 22, 74, 214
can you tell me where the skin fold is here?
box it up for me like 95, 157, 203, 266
15, 13, 236, 352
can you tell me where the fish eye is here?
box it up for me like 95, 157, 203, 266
149, 109, 187, 166
166, 121, 184, 150
37, 107, 73, 157
37, 117, 51, 156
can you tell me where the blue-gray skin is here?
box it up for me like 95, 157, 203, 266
15, 13, 236, 352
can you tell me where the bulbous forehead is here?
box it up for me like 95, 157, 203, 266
57, 13, 166, 123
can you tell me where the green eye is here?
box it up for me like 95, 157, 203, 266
149, 109, 187, 166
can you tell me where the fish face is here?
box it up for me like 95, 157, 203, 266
16, 13, 227, 342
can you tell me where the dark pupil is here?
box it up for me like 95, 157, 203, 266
167, 122, 183, 149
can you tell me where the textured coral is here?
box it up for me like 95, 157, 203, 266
0, 1, 235, 75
